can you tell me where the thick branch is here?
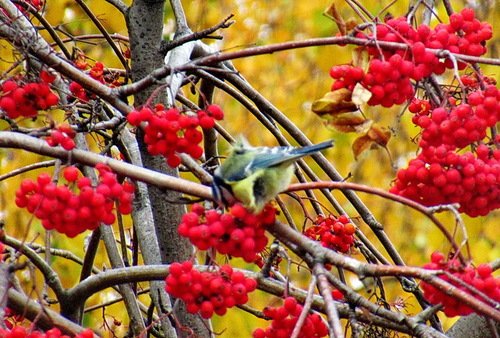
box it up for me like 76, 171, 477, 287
0, 131, 210, 200
7, 288, 98, 337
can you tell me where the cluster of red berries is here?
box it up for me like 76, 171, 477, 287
45, 123, 76, 150
0, 75, 59, 119
178, 203, 276, 262
252, 297, 328, 338
304, 214, 356, 253
410, 86, 499, 149
330, 55, 415, 107
69, 62, 118, 102
391, 144, 499, 216
460, 74, 497, 90
127, 104, 223, 167
3, 0, 44, 16
15, 164, 135, 237
420, 251, 500, 317
0, 327, 93, 338
165, 261, 257, 318
364, 9, 492, 69
329, 8, 492, 108
362, 55, 415, 107
392, 83, 499, 216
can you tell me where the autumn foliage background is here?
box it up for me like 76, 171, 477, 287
0, 0, 499, 337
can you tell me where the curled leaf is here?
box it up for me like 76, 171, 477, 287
352, 135, 373, 160
312, 89, 357, 116
352, 123, 391, 159
327, 112, 368, 133
367, 124, 391, 147
324, 2, 346, 35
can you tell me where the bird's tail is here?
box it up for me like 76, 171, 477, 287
292, 140, 334, 156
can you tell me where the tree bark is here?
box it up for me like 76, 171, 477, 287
126, 1, 210, 336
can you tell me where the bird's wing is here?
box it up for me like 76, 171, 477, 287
249, 146, 298, 170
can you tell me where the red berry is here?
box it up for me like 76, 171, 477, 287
63, 166, 79, 182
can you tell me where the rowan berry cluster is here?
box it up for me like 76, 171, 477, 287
69, 62, 118, 102
165, 261, 257, 318
252, 297, 328, 338
391, 144, 499, 216
364, 9, 492, 70
45, 123, 76, 150
329, 8, 492, 108
0, 327, 94, 338
15, 164, 135, 237
0, 76, 59, 119
460, 74, 496, 89
420, 251, 500, 317
391, 83, 499, 216
410, 86, 499, 149
178, 203, 276, 262
330, 55, 415, 107
304, 214, 356, 253
127, 104, 224, 167
2, 0, 44, 16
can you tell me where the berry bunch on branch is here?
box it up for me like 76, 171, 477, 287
252, 297, 328, 338
0, 73, 59, 119
127, 104, 224, 167
421, 252, 500, 317
166, 262, 257, 318
15, 164, 134, 237
314, 7, 499, 217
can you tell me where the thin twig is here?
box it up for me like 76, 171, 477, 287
0, 160, 56, 181
314, 263, 344, 337
74, 0, 130, 73
290, 274, 317, 338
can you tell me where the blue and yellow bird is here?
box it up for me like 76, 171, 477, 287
212, 137, 334, 213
